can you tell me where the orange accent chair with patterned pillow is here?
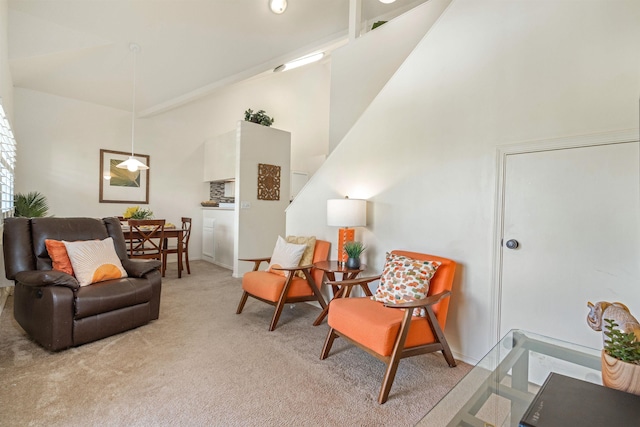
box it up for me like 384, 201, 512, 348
320, 250, 457, 403
236, 238, 330, 331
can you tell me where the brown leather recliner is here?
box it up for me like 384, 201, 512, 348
3, 216, 162, 351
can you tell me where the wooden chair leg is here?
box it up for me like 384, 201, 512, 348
269, 298, 287, 331
268, 273, 296, 331
425, 306, 457, 367
236, 291, 249, 314
379, 357, 403, 404
379, 308, 414, 404
321, 328, 338, 359
184, 250, 191, 274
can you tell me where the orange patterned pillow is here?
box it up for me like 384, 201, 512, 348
45, 239, 74, 276
372, 252, 441, 317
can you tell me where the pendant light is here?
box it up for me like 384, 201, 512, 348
117, 43, 149, 172
269, 0, 287, 14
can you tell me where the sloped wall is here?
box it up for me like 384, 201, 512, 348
287, 0, 640, 362
329, 0, 451, 152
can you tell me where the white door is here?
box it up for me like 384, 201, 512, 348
499, 141, 640, 349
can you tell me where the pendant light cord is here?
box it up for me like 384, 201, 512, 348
130, 43, 139, 157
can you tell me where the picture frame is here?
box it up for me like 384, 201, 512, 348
99, 149, 150, 204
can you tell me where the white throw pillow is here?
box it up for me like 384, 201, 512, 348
63, 237, 128, 286
268, 236, 307, 277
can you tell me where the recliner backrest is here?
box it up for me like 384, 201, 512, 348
3, 217, 127, 279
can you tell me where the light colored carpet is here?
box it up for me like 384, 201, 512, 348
0, 261, 470, 426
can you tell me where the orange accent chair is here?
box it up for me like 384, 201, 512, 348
236, 240, 330, 331
320, 250, 457, 404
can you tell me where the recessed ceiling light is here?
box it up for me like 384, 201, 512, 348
379, 0, 397, 3
269, 0, 287, 14
274, 52, 325, 72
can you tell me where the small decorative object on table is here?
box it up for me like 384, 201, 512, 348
587, 301, 640, 395
244, 108, 274, 127
123, 206, 154, 220
343, 241, 365, 269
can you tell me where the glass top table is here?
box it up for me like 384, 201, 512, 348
417, 330, 602, 427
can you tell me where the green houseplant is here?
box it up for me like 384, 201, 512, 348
601, 318, 640, 395
344, 241, 366, 269
14, 191, 49, 217
244, 109, 274, 127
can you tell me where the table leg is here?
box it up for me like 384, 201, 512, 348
177, 230, 183, 278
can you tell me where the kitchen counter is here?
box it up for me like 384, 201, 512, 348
201, 206, 234, 211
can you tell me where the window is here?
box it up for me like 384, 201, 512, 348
0, 101, 16, 219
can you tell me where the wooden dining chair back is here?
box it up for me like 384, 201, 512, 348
236, 239, 330, 331
320, 250, 457, 403
127, 219, 166, 262
162, 217, 192, 275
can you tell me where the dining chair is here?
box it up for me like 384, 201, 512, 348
127, 219, 166, 267
320, 250, 457, 403
162, 217, 192, 276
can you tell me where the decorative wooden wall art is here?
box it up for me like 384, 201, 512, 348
257, 163, 281, 201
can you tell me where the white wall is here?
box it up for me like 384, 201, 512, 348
0, 0, 14, 299
235, 121, 291, 277
287, 0, 640, 362
12, 58, 330, 263
0, 0, 13, 120
329, 0, 451, 152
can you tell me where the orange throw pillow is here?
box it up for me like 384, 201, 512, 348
45, 239, 74, 276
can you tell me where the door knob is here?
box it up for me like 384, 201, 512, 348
505, 239, 519, 249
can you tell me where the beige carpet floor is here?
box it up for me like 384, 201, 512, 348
0, 261, 470, 426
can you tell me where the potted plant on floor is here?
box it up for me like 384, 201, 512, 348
344, 241, 365, 269
601, 318, 640, 395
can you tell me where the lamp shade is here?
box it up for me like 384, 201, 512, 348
116, 156, 149, 172
327, 198, 366, 227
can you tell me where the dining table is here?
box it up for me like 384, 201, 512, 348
121, 222, 187, 278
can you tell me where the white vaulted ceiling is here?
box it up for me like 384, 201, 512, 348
8, 0, 424, 115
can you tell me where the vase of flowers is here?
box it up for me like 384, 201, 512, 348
123, 206, 154, 220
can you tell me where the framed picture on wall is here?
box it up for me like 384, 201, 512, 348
99, 149, 150, 204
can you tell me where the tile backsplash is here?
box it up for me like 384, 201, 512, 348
209, 182, 235, 203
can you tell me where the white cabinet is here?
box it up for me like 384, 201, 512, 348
203, 130, 236, 182
202, 208, 234, 269
202, 213, 215, 261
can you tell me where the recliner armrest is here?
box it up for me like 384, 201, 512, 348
121, 258, 162, 278
15, 270, 80, 290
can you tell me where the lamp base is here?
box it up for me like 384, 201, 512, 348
337, 228, 355, 263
